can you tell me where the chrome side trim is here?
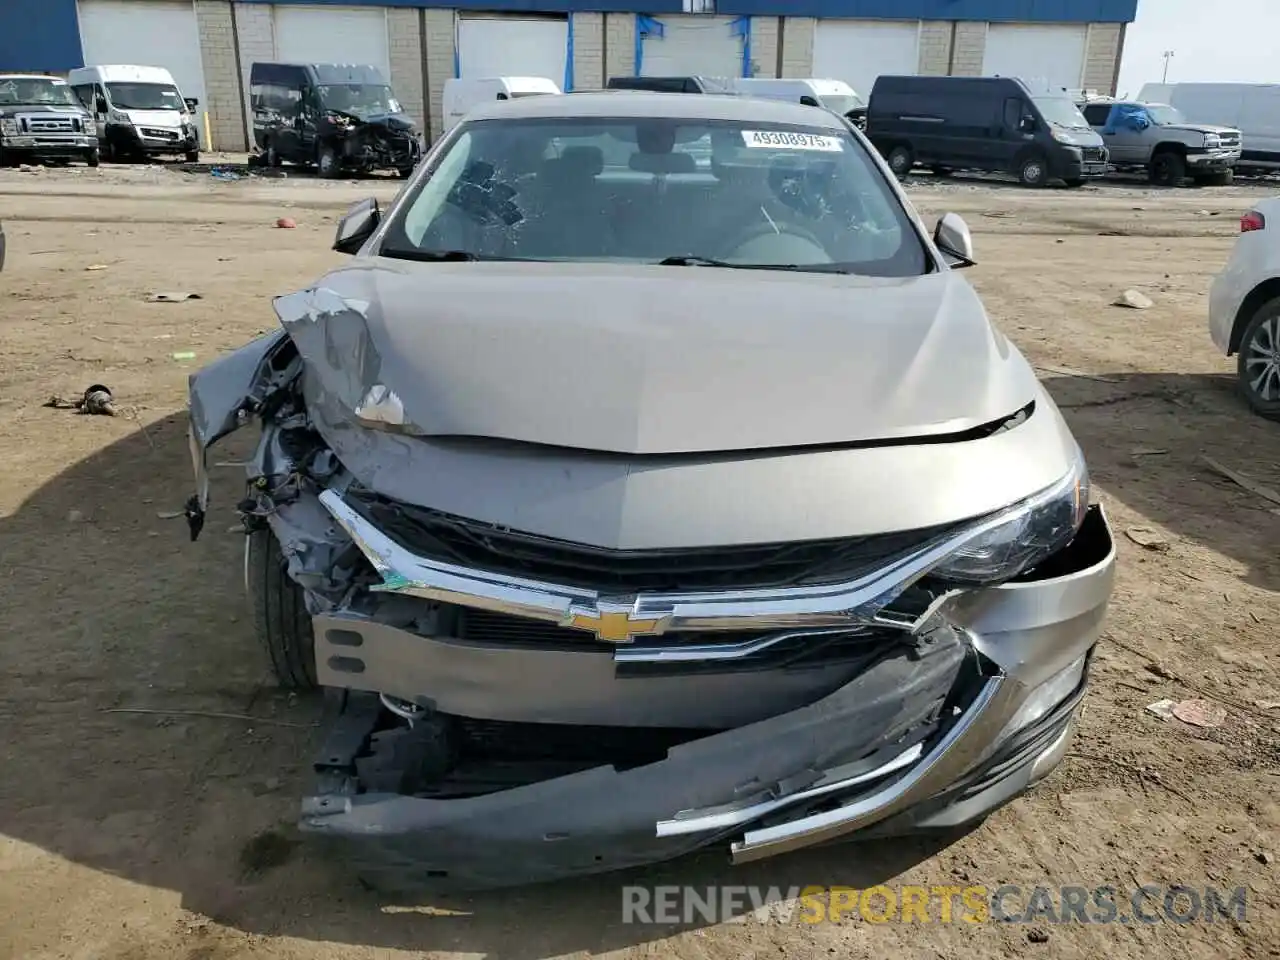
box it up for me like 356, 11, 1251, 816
656, 742, 925, 837
729, 675, 1012, 863
317, 469, 1074, 638
615, 626, 873, 664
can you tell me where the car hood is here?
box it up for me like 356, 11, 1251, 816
0, 103, 86, 118
1164, 122, 1240, 137
122, 109, 185, 128
273, 262, 1037, 457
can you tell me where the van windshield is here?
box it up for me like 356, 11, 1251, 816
1145, 104, 1186, 125
0, 77, 78, 107
382, 116, 928, 277
1032, 96, 1092, 130
107, 82, 184, 111
318, 83, 401, 118
820, 94, 866, 115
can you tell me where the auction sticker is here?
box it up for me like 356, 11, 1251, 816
741, 130, 842, 151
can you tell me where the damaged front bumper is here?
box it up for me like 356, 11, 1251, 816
297, 499, 1114, 890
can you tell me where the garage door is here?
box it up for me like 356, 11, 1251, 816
77, 0, 207, 141
983, 24, 1087, 94
639, 16, 742, 79
812, 20, 919, 100
273, 5, 390, 80
457, 15, 568, 86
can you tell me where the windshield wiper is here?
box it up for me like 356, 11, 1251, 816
656, 255, 803, 271
385, 249, 484, 262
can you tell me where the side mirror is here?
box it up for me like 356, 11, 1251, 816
1019, 116, 1036, 133
95, 96, 108, 114
184, 97, 199, 112
934, 212, 975, 268
333, 197, 380, 255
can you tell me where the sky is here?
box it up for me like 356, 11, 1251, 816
1115, 0, 1277, 97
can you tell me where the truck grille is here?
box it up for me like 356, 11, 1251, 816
1218, 133, 1242, 149
347, 490, 962, 594
1082, 146, 1107, 163
20, 114, 81, 134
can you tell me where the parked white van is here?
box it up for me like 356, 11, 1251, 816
729, 78, 866, 125
442, 77, 561, 136
1138, 82, 1280, 172
67, 64, 200, 162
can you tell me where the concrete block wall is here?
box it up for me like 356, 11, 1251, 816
572, 11, 604, 89
917, 20, 952, 76
604, 12, 635, 81
749, 16, 779, 78
1082, 22, 1123, 94
423, 7, 454, 141
778, 16, 814, 79
194, 0, 244, 151
949, 21, 987, 76
388, 7, 425, 129
233, 1, 274, 149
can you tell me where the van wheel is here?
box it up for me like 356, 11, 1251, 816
86, 149, 100, 168
318, 145, 341, 179
886, 144, 914, 178
1017, 154, 1049, 187
1200, 169, 1233, 186
1064, 177, 1084, 188
264, 142, 281, 168
247, 527, 318, 690
185, 150, 199, 163
1149, 150, 1186, 186
1236, 297, 1280, 421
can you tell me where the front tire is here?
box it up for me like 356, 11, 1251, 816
1017, 153, 1049, 187
318, 144, 341, 179
1064, 177, 1085, 188
247, 527, 318, 690
1149, 150, 1186, 186
185, 149, 199, 163
86, 149, 100, 167
886, 144, 914, 178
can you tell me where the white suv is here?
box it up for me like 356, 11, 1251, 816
1210, 198, 1280, 418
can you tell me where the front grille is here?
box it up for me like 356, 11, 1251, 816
347, 490, 961, 594
141, 127, 179, 140
1082, 146, 1107, 162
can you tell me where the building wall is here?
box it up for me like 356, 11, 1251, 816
195, 0, 245, 152
571, 11, 604, 89
777, 16, 815, 79
950, 21, 988, 76
603, 12, 635, 80
749, 16, 779, 79
1082, 21, 1123, 94
388, 7, 426, 129
423, 7, 454, 140
917, 20, 952, 75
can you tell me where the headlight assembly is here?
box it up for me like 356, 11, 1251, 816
929, 448, 1090, 584
0, 118, 18, 136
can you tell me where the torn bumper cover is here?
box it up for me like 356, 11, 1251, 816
297, 497, 1114, 890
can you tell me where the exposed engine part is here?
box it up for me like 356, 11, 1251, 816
380, 692, 427, 726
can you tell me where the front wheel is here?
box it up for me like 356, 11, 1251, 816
318, 144, 341, 179
185, 149, 199, 163
886, 144, 914, 179
1236, 297, 1280, 421
1017, 153, 1049, 187
1149, 151, 1186, 186
85, 149, 100, 168
246, 527, 318, 690
1064, 177, 1085, 188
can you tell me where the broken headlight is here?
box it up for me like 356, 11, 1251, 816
929, 447, 1089, 584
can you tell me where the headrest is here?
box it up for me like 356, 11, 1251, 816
628, 151, 697, 175
556, 145, 604, 177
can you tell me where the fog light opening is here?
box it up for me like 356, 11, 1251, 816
997, 652, 1087, 743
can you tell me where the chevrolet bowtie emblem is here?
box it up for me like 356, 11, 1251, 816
564, 604, 668, 643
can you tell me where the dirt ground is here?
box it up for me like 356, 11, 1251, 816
1, 160, 1278, 960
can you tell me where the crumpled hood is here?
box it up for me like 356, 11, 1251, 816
123, 109, 184, 128
274, 262, 1038, 456
1165, 122, 1240, 137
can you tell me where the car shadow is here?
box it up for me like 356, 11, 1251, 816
0, 413, 967, 956
1042, 368, 1280, 592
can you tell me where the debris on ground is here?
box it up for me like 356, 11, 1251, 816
275, 217, 297, 229
1200, 455, 1280, 507
1131, 447, 1169, 457
1027, 928, 1050, 944
43, 383, 117, 416
1146, 699, 1178, 720
1257, 851, 1273, 866
171, 351, 197, 361
210, 168, 242, 181
66, 509, 84, 523
147, 292, 202, 303
1036, 364, 1119, 383
1113, 289, 1153, 309
85, 264, 108, 271
1125, 527, 1170, 552
1171, 698, 1228, 729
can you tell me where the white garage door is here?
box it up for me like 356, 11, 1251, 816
457, 15, 568, 85
983, 24, 1087, 94
812, 20, 919, 100
640, 16, 742, 79
272, 5, 390, 81
77, 0, 207, 141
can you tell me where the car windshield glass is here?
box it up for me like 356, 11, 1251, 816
107, 82, 183, 111
1033, 97, 1092, 129
1145, 104, 1186, 125
381, 116, 928, 277
0, 78, 78, 106
820, 94, 865, 115
318, 83, 400, 118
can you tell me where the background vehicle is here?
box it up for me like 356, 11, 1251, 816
1139, 82, 1280, 173
0, 74, 98, 167
866, 75, 1108, 187
249, 62, 423, 178
1209, 201, 1280, 419
442, 76, 560, 135
606, 75, 734, 94
67, 65, 197, 163
1079, 97, 1240, 186
730, 77, 866, 127
187, 92, 1115, 891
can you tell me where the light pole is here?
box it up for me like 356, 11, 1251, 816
1161, 50, 1175, 83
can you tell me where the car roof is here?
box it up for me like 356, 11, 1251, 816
0, 74, 66, 81
463, 90, 847, 128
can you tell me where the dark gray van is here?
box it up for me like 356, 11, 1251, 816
866, 75, 1109, 187
606, 76, 734, 94
249, 62, 423, 178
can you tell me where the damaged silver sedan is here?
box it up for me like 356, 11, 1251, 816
185, 92, 1116, 891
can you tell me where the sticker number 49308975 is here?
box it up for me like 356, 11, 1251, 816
741, 130, 842, 151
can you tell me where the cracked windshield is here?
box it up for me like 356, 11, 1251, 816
384, 117, 927, 276
319, 83, 401, 118
0, 77, 77, 106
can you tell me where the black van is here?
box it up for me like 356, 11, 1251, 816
249, 62, 423, 178
866, 75, 1109, 187
606, 76, 734, 94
